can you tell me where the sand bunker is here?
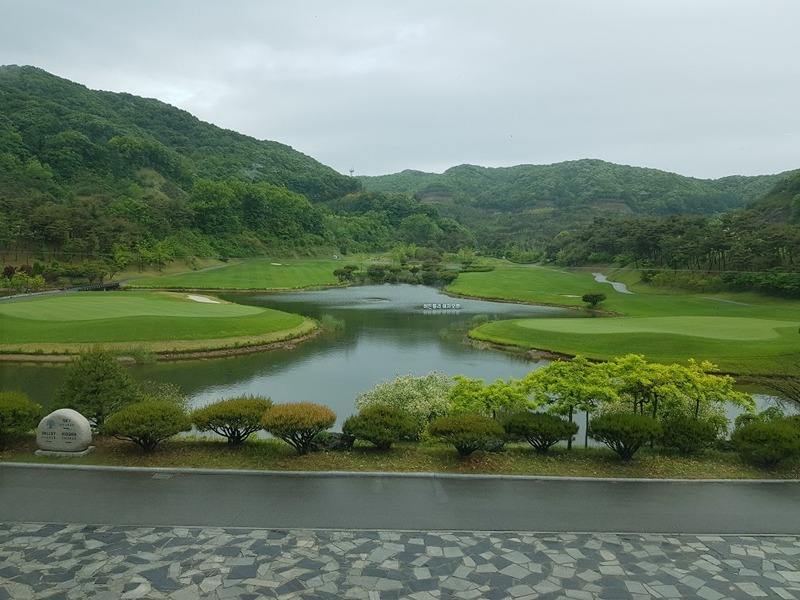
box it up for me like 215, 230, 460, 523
187, 294, 220, 304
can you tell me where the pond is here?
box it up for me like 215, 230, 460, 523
0, 284, 785, 440
0, 285, 572, 424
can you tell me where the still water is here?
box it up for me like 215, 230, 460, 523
0, 285, 571, 424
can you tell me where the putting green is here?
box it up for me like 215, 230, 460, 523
514, 316, 794, 341
0, 291, 315, 355
0, 292, 261, 321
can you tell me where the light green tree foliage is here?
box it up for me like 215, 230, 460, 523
668, 359, 755, 423
606, 354, 676, 419
448, 376, 530, 419
355, 372, 452, 436
389, 243, 417, 265
455, 248, 476, 266
56, 347, 139, 427
608, 355, 755, 433
1, 272, 46, 293
523, 357, 618, 448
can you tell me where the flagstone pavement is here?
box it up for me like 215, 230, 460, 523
1, 523, 798, 599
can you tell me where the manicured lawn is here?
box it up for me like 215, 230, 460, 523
2, 437, 796, 480
0, 291, 315, 354
126, 258, 342, 290
448, 264, 608, 308
449, 263, 800, 375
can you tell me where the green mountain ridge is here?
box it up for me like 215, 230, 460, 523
1, 65, 798, 274
0, 64, 358, 202
358, 160, 795, 252
359, 160, 790, 214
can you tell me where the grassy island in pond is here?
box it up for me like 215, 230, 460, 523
448, 263, 800, 377
0, 291, 316, 358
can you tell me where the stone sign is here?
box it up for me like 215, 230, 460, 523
35, 409, 94, 457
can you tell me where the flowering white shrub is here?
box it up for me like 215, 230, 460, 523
354, 372, 452, 436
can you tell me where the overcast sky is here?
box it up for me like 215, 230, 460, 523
1, 0, 798, 179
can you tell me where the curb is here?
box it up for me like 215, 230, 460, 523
2, 461, 797, 484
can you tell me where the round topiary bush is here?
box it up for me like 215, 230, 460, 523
502, 412, 578, 455
342, 404, 417, 450
192, 395, 273, 445
261, 402, 336, 455
427, 414, 505, 457
101, 401, 191, 453
731, 419, 800, 467
588, 412, 662, 461
0, 391, 42, 444
659, 415, 720, 456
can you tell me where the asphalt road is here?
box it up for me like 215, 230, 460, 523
1, 464, 798, 534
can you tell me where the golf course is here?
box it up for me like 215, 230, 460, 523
1, 257, 798, 376
0, 290, 317, 357
448, 263, 800, 376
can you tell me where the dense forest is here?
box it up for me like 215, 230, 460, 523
358, 162, 790, 255
1, 65, 799, 297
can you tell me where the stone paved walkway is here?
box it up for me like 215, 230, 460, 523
1, 523, 799, 599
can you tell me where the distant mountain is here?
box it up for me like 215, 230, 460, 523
359, 160, 787, 215
358, 160, 794, 250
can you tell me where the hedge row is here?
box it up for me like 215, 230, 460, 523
4, 391, 800, 467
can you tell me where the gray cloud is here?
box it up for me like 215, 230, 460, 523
1, 0, 798, 178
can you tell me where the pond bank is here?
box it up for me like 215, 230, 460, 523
0, 322, 322, 364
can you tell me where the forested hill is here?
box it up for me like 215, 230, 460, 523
358, 160, 786, 217
747, 170, 800, 224
0, 65, 358, 202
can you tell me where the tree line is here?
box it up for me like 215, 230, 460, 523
545, 212, 800, 297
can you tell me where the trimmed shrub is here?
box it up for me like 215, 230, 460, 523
101, 401, 191, 453
342, 405, 417, 450
192, 395, 273, 445
731, 419, 800, 466
503, 412, 578, 455
427, 414, 505, 457
659, 415, 720, 456
0, 391, 42, 443
261, 402, 336, 455
588, 412, 662, 461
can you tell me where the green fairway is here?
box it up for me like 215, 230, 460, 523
448, 265, 608, 308
126, 258, 341, 290
513, 316, 793, 341
450, 263, 800, 375
0, 291, 316, 355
